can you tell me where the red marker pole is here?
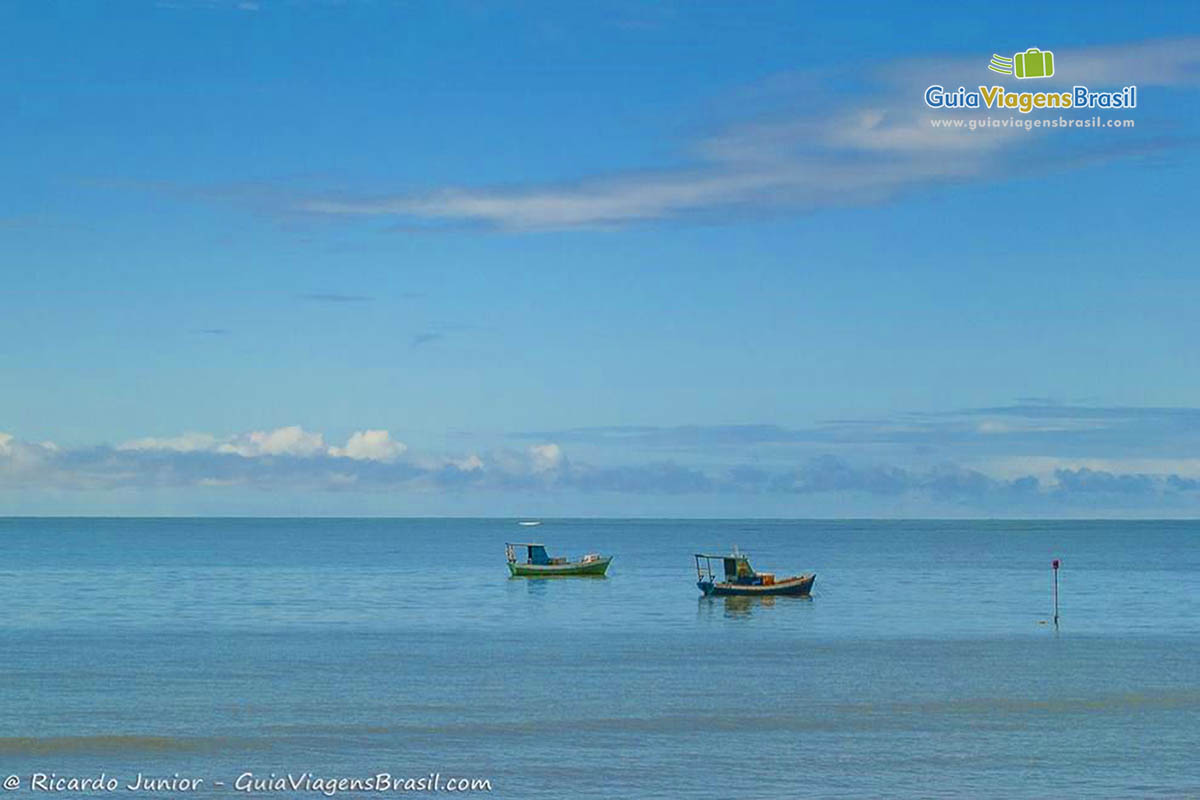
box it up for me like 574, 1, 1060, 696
1052, 559, 1060, 627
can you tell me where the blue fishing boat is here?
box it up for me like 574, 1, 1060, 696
694, 547, 814, 596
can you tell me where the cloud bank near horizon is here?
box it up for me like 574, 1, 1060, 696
6, 404, 1200, 513
292, 37, 1200, 231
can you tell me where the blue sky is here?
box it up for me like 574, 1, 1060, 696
3, 1, 1200, 516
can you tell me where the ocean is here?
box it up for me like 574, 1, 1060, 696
0, 518, 1197, 798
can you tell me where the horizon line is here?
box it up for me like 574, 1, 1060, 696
2, 515, 1197, 522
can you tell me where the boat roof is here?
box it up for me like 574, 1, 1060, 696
507, 542, 546, 547
694, 552, 750, 560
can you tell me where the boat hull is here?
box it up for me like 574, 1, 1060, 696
508, 557, 612, 577
699, 573, 815, 597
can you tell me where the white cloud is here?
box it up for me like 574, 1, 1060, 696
452, 454, 485, 471
294, 37, 1200, 231
118, 426, 328, 458
0, 433, 58, 478
118, 432, 220, 453
328, 429, 407, 462
0, 433, 57, 459
115, 426, 407, 464
217, 425, 326, 458
529, 443, 564, 471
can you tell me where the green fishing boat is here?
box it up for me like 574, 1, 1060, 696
506, 542, 612, 577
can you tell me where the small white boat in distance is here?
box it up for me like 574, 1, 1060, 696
517, 520, 542, 527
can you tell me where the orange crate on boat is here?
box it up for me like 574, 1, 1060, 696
760, 573, 775, 586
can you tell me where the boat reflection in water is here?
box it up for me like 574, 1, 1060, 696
723, 594, 774, 618
699, 592, 813, 620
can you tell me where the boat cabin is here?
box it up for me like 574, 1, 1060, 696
506, 542, 566, 566
694, 549, 775, 587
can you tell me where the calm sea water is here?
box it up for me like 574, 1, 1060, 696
0, 518, 1197, 799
